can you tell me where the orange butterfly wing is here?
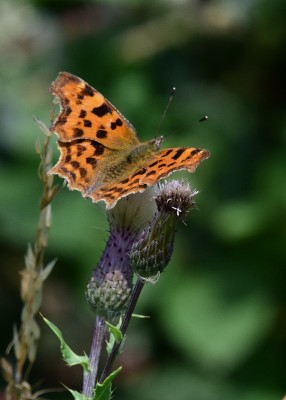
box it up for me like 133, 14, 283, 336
48, 72, 210, 209
89, 147, 209, 209
50, 72, 140, 148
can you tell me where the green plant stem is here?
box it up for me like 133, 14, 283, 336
83, 316, 106, 397
99, 278, 145, 383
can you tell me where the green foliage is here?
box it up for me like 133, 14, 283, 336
66, 389, 90, 400
93, 367, 122, 400
66, 367, 122, 400
105, 320, 123, 354
42, 316, 122, 399
131, 313, 150, 319
42, 316, 89, 372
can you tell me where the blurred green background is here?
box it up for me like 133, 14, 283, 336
1, 0, 285, 399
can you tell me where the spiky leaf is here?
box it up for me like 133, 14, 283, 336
42, 316, 89, 372
93, 367, 122, 400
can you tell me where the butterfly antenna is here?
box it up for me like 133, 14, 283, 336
162, 114, 209, 139
157, 86, 176, 133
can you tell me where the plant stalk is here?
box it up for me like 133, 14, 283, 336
99, 278, 145, 383
83, 316, 106, 397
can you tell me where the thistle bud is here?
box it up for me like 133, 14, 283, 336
86, 229, 135, 320
130, 180, 198, 279
86, 269, 132, 320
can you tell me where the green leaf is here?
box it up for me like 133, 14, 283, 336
105, 321, 123, 343
105, 320, 122, 354
42, 315, 89, 372
67, 388, 90, 400
93, 367, 122, 400
132, 313, 150, 319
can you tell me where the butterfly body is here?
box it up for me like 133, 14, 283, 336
49, 72, 209, 209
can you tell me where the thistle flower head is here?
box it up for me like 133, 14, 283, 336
86, 269, 132, 320
130, 180, 198, 279
86, 228, 135, 320
155, 180, 198, 221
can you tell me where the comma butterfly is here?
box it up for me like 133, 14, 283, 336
49, 72, 209, 209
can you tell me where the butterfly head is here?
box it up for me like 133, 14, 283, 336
150, 135, 164, 151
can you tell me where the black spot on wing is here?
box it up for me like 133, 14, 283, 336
65, 106, 72, 116
65, 170, 76, 181
73, 128, 84, 137
76, 145, 86, 157
149, 160, 158, 168
102, 193, 115, 200
57, 115, 67, 125
60, 143, 71, 154
92, 103, 112, 117
77, 85, 94, 100
90, 142, 104, 156
80, 168, 87, 177
71, 161, 79, 168
84, 120, 92, 127
86, 157, 97, 167
172, 148, 186, 160
82, 84, 95, 97
110, 119, 123, 130
70, 171, 76, 181
106, 186, 123, 193
131, 168, 146, 179
96, 129, 107, 139
191, 148, 201, 155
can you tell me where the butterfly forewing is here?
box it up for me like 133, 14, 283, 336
50, 72, 140, 149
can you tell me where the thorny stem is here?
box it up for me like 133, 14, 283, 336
99, 278, 145, 383
83, 316, 107, 397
